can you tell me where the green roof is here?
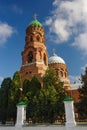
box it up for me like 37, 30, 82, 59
64, 96, 73, 101
17, 101, 27, 106
29, 19, 42, 27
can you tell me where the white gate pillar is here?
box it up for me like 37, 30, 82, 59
15, 101, 27, 128
64, 96, 76, 129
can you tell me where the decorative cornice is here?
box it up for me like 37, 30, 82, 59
22, 61, 45, 67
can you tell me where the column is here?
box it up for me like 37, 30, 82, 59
64, 96, 76, 129
15, 101, 27, 128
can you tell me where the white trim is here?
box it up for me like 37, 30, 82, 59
22, 61, 44, 67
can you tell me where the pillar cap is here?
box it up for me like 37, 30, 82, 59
64, 96, 73, 102
17, 101, 27, 106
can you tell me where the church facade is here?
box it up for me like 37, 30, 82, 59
20, 19, 48, 86
19, 18, 79, 102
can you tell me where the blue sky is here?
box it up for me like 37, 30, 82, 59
0, 0, 87, 86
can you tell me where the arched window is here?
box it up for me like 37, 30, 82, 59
65, 72, 67, 78
60, 71, 63, 77
55, 69, 58, 76
39, 51, 42, 59
36, 35, 40, 42
30, 36, 33, 42
44, 53, 46, 65
28, 51, 33, 63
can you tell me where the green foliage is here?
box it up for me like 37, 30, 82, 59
0, 77, 13, 123
22, 77, 41, 103
0, 72, 20, 123
23, 79, 31, 95
30, 76, 41, 96
26, 67, 67, 123
43, 67, 58, 87
8, 71, 20, 107
78, 67, 87, 117
0, 77, 12, 107
0, 67, 67, 124
37, 85, 57, 105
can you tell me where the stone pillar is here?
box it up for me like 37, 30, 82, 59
64, 97, 76, 129
15, 101, 27, 128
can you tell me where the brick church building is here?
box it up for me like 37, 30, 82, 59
19, 17, 80, 103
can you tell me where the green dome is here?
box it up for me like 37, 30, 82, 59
29, 19, 42, 27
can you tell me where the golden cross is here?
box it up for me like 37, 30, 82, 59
33, 13, 38, 20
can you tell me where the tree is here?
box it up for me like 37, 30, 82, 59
43, 66, 58, 88
8, 71, 20, 107
22, 77, 41, 122
0, 77, 12, 123
35, 85, 58, 123
0, 72, 21, 124
30, 76, 41, 97
22, 79, 31, 103
26, 67, 67, 123
42, 67, 67, 123
0, 77, 12, 107
78, 67, 87, 118
7, 71, 21, 124
22, 76, 41, 102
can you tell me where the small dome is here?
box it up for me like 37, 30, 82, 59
49, 53, 65, 64
29, 19, 42, 27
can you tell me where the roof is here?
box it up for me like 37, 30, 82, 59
49, 53, 65, 64
64, 96, 73, 101
17, 101, 27, 106
29, 19, 42, 27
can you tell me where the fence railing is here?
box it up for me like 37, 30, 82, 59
0, 107, 17, 125
25, 103, 65, 124
0, 103, 87, 125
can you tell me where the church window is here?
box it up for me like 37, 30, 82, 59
29, 71, 32, 74
30, 36, 33, 42
26, 72, 28, 75
55, 69, 58, 76
44, 53, 46, 65
39, 51, 42, 59
65, 72, 67, 77
36, 35, 40, 42
28, 51, 33, 63
60, 71, 63, 77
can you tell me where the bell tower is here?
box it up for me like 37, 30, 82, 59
20, 17, 48, 86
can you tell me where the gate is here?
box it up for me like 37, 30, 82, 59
26, 103, 65, 124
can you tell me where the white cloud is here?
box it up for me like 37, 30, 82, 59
72, 33, 87, 55
69, 75, 81, 83
54, 19, 70, 41
45, 0, 87, 54
81, 64, 87, 72
0, 22, 16, 46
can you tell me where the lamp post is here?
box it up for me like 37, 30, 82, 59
19, 87, 23, 101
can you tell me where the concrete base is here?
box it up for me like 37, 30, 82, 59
66, 126, 76, 130
15, 125, 23, 130
66, 121, 76, 127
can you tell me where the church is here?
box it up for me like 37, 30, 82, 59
19, 17, 79, 103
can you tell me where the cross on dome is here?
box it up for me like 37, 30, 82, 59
33, 13, 38, 20
53, 48, 56, 55
49, 49, 65, 64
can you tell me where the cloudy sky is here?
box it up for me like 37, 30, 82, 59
0, 0, 87, 86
